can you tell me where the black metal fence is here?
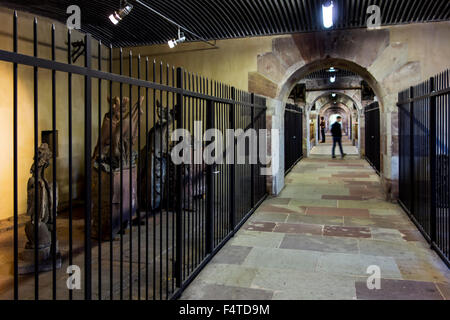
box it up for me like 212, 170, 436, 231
284, 103, 303, 175
0, 12, 267, 300
398, 69, 449, 267
364, 102, 381, 173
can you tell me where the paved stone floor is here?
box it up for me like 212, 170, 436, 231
310, 135, 359, 156
181, 156, 450, 300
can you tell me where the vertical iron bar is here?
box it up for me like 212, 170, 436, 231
33, 17, 39, 300
145, 57, 149, 300
205, 98, 214, 254
171, 66, 176, 294
250, 93, 255, 208
109, 44, 114, 301
128, 51, 133, 300
159, 62, 163, 300
119, 48, 124, 300
51, 24, 57, 300
97, 40, 102, 300
152, 60, 156, 300
84, 33, 93, 300
68, 29, 73, 301
13, 10, 18, 301
175, 67, 183, 288
430, 77, 437, 244
137, 54, 141, 300
165, 64, 170, 299
409, 86, 415, 219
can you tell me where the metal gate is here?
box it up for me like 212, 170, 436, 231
364, 102, 381, 173
0, 12, 267, 300
398, 69, 449, 267
284, 104, 303, 174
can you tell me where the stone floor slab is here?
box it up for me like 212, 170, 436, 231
316, 252, 402, 278
211, 245, 253, 265
243, 247, 320, 272
252, 268, 357, 300
280, 234, 359, 254
230, 231, 284, 248
273, 223, 323, 235
243, 221, 276, 232
306, 207, 370, 218
195, 263, 258, 288
355, 279, 443, 300
323, 226, 371, 238
181, 281, 273, 300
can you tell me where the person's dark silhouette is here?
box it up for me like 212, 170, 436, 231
330, 116, 346, 159
320, 117, 326, 143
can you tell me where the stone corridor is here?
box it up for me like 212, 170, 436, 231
181, 156, 450, 300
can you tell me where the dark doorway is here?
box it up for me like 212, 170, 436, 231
285, 104, 304, 174
364, 102, 381, 173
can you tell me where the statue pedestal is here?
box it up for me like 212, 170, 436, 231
92, 166, 138, 241
18, 241, 62, 274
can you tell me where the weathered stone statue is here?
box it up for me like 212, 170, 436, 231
139, 100, 175, 211
19, 143, 61, 274
92, 96, 144, 240
93, 96, 144, 171
139, 101, 206, 212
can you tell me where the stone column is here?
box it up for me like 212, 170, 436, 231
266, 98, 285, 195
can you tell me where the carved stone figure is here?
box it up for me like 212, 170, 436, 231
139, 101, 206, 212
139, 100, 175, 210
19, 143, 60, 274
91, 96, 144, 240
93, 96, 144, 171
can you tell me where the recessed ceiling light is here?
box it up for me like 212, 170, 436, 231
322, 1, 334, 29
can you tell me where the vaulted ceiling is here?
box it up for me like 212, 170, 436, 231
2, 0, 449, 47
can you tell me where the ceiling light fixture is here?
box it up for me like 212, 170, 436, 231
168, 28, 186, 48
330, 76, 336, 83
322, 1, 334, 29
109, 1, 133, 25
107, 0, 216, 47
328, 67, 336, 72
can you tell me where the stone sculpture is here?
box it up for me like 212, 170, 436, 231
92, 96, 144, 240
19, 143, 60, 274
139, 101, 206, 212
93, 96, 144, 171
139, 100, 175, 210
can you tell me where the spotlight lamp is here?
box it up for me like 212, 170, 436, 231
330, 76, 336, 83
168, 28, 186, 48
109, 1, 133, 25
332, 93, 337, 98
322, 1, 334, 29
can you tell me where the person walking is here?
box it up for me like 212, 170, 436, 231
320, 117, 326, 143
331, 116, 346, 159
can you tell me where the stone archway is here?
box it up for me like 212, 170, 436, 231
249, 29, 424, 198
305, 91, 361, 155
